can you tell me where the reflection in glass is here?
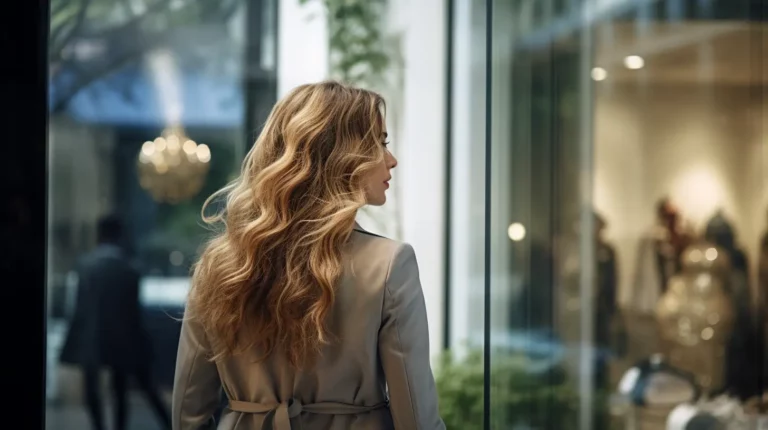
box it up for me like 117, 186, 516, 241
46, 1, 277, 428
137, 129, 211, 204
488, 0, 766, 428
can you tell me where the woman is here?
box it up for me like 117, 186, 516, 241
172, 81, 445, 430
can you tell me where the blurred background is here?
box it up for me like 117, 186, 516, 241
44, 0, 766, 429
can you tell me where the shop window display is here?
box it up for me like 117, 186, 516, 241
486, 0, 767, 428
594, 22, 768, 426
595, 21, 768, 430
597, 24, 767, 430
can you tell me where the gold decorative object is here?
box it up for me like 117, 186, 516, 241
680, 242, 730, 278
656, 241, 735, 393
137, 128, 211, 203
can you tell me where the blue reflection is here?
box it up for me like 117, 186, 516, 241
49, 63, 243, 128
492, 329, 615, 376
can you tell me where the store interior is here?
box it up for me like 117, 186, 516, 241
591, 20, 767, 428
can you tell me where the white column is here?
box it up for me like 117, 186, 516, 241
396, 0, 447, 358
449, 0, 487, 354
277, 0, 328, 97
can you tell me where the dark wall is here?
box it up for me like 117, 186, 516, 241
1, 1, 49, 428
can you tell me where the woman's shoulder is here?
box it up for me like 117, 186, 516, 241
349, 229, 419, 277
350, 227, 402, 261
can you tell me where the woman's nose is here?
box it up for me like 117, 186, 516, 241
388, 153, 398, 169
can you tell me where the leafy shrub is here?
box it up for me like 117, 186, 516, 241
434, 349, 580, 429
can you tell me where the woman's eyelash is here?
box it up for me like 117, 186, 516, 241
383, 141, 391, 146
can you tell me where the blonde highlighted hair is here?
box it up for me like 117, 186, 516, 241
188, 81, 386, 367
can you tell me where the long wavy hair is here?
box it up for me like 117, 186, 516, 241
188, 81, 386, 367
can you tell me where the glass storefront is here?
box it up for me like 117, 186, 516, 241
466, 0, 767, 428
45, 1, 451, 429
42, 0, 766, 429
46, 0, 276, 428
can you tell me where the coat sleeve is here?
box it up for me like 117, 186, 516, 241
378, 243, 445, 430
172, 310, 221, 430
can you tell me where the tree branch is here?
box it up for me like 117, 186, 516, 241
50, 0, 175, 63
49, 0, 241, 113
50, 0, 178, 112
50, 0, 94, 61
50, 35, 163, 113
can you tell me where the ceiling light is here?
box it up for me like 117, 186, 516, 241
624, 55, 645, 70
507, 223, 526, 242
591, 67, 607, 81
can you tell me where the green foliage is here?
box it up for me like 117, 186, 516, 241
434, 350, 486, 430
298, 0, 390, 85
434, 349, 580, 429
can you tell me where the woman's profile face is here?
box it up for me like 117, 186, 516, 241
364, 129, 397, 206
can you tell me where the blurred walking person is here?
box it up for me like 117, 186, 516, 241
61, 215, 171, 430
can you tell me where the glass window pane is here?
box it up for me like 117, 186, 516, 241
46, 1, 277, 427
440, 0, 488, 428
46, 1, 455, 429
593, 4, 767, 428
491, 0, 593, 427
490, 0, 767, 428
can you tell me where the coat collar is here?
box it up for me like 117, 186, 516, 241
352, 221, 384, 239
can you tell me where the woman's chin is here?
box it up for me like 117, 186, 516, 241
366, 196, 386, 207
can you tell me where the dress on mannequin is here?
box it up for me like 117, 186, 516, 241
705, 211, 762, 400
594, 212, 621, 430
628, 199, 692, 365
595, 213, 623, 374
756, 212, 768, 404
631, 198, 692, 315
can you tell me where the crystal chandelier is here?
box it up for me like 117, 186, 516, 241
137, 128, 211, 203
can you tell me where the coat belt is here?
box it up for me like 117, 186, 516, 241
228, 397, 388, 430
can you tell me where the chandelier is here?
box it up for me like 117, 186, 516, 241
137, 128, 211, 203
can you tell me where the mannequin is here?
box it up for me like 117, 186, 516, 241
628, 198, 693, 365
595, 212, 622, 378
631, 198, 693, 314
757, 210, 768, 406
705, 210, 748, 277
554, 211, 621, 345
594, 212, 621, 430
655, 199, 693, 290
705, 210, 761, 399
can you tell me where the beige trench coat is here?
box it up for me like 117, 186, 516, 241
172, 225, 445, 430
